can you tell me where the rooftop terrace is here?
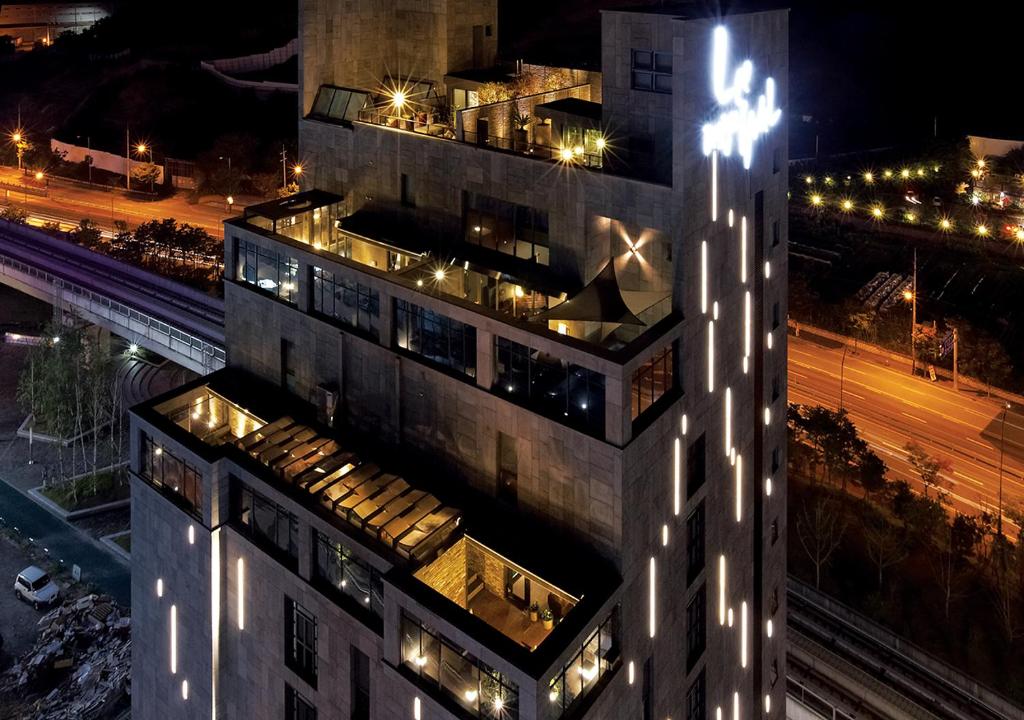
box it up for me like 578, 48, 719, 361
146, 373, 599, 654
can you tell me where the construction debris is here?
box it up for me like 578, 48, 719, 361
0, 593, 130, 720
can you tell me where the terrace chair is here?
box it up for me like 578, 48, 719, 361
380, 494, 441, 548
399, 507, 460, 561
236, 417, 293, 452
350, 476, 407, 528
363, 490, 425, 539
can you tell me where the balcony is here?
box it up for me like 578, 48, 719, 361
414, 536, 578, 652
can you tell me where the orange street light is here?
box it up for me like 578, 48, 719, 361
34, 170, 44, 181
293, 163, 304, 176
902, 289, 913, 302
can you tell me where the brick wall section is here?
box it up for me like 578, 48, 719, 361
414, 537, 468, 608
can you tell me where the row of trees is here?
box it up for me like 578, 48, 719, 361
790, 403, 1024, 646
15, 324, 127, 503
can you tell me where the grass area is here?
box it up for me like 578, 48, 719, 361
41, 470, 129, 512
112, 533, 131, 554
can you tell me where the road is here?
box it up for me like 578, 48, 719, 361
0, 165, 249, 237
788, 328, 1024, 531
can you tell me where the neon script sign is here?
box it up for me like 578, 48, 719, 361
701, 25, 781, 170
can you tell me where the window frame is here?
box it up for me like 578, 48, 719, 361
631, 49, 672, 94
285, 596, 319, 688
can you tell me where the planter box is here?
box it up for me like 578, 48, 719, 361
30, 462, 130, 520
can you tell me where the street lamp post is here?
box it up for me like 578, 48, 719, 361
998, 402, 1011, 536
839, 345, 848, 412
909, 248, 917, 376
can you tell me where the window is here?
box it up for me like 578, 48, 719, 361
631, 344, 675, 421
140, 433, 202, 517
463, 191, 549, 265
772, 301, 780, 329
285, 597, 318, 687
493, 336, 605, 437
773, 146, 782, 175
631, 49, 672, 93
686, 669, 706, 720
771, 518, 779, 546
772, 375, 780, 402
641, 656, 653, 720
236, 239, 299, 304
770, 586, 779, 616
686, 585, 706, 670
770, 658, 779, 687
545, 607, 620, 720
395, 300, 477, 377
401, 611, 520, 719
312, 531, 383, 619
485, 24, 493, 37
686, 502, 705, 585
772, 219, 780, 248
351, 646, 370, 720
686, 434, 706, 498
771, 446, 780, 473
232, 478, 298, 567
286, 684, 316, 720
308, 85, 369, 123
311, 267, 381, 339
400, 173, 415, 208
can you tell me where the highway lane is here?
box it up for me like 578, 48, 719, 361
788, 329, 1024, 531
1, 166, 247, 237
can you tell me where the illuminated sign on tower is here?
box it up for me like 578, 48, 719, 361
701, 25, 782, 169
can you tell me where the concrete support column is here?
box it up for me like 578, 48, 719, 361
605, 371, 629, 446
476, 328, 493, 390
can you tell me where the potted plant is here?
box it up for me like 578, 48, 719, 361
512, 109, 531, 152
540, 607, 554, 630
529, 602, 540, 622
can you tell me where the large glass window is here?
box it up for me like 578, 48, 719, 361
686, 669, 706, 720
286, 597, 318, 688
463, 192, 549, 265
631, 344, 675, 420
285, 684, 317, 720
494, 337, 605, 437
311, 267, 380, 339
401, 611, 519, 719
312, 531, 384, 619
544, 607, 620, 720
236, 238, 299, 304
231, 477, 298, 568
395, 300, 477, 377
308, 85, 369, 123
631, 49, 672, 93
140, 433, 202, 517
686, 502, 705, 586
686, 585, 706, 671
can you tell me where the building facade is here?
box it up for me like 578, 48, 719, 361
130, 3, 788, 720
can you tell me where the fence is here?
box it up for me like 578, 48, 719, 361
50, 138, 165, 185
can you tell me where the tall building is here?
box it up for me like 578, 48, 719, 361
130, 2, 788, 720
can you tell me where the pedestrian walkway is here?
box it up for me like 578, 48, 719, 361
0, 476, 129, 606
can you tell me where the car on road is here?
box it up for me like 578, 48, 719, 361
13, 566, 59, 609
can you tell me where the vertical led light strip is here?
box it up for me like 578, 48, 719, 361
718, 555, 727, 625
701, 241, 709, 314
744, 291, 752, 359
237, 557, 245, 630
707, 321, 715, 393
728, 208, 734, 227
648, 557, 657, 638
741, 601, 749, 668
673, 437, 682, 516
733, 691, 740, 720
711, 150, 719, 222
211, 529, 220, 720
414, 697, 422, 720
724, 387, 732, 456
170, 604, 178, 674
735, 454, 743, 522
740, 216, 748, 283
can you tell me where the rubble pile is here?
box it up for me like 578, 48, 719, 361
1, 594, 130, 720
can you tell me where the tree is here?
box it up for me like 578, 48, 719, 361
847, 309, 874, 351
986, 535, 1021, 644
69, 219, 103, 251
130, 162, 161, 191
930, 514, 977, 620
791, 405, 864, 489
863, 512, 907, 590
796, 490, 847, 589
949, 318, 1014, 395
0, 205, 28, 224
904, 441, 949, 498
858, 449, 888, 499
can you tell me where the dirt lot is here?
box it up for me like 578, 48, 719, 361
0, 536, 51, 670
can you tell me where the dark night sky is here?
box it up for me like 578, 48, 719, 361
501, 0, 1024, 156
